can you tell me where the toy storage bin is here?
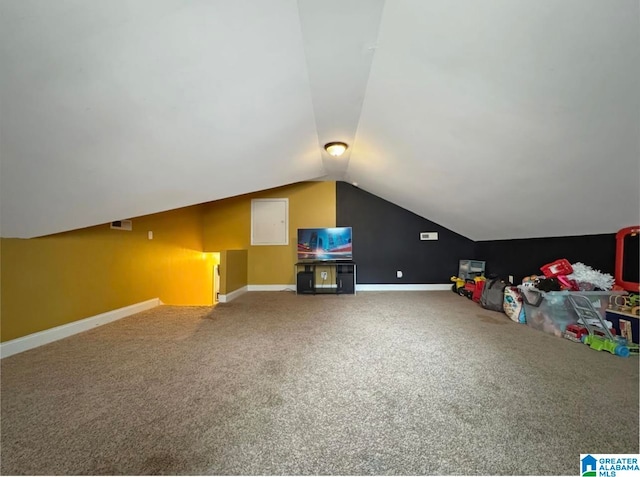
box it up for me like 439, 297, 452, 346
458, 260, 485, 280
518, 287, 621, 338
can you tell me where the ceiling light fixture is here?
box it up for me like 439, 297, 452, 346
324, 142, 348, 157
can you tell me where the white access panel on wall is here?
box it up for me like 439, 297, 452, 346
251, 198, 288, 245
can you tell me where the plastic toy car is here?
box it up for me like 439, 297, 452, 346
564, 324, 588, 342
564, 323, 617, 342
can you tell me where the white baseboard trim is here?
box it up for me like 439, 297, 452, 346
219, 285, 249, 303
247, 283, 451, 292
0, 298, 161, 359
356, 284, 452, 292
247, 285, 295, 292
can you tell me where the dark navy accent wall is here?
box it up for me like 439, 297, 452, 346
336, 181, 636, 286
475, 234, 618, 284
336, 182, 475, 284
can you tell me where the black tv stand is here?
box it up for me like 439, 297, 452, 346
295, 261, 356, 295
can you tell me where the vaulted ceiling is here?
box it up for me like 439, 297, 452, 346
1, 0, 638, 240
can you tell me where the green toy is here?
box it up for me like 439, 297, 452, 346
568, 293, 638, 357
582, 334, 635, 357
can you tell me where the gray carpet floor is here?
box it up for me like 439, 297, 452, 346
1, 291, 638, 475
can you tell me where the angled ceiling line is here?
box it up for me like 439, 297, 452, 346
297, 0, 386, 180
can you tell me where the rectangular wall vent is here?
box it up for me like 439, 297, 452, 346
110, 220, 132, 231
420, 232, 438, 241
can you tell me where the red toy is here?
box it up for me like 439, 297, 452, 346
540, 259, 573, 278
564, 324, 589, 342
557, 275, 580, 291
472, 280, 485, 302
564, 323, 616, 343
615, 226, 640, 292
461, 280, 476, 299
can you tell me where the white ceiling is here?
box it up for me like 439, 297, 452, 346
1, 0, 638, 240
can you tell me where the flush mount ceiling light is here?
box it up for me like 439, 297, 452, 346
324, 142, 348, 157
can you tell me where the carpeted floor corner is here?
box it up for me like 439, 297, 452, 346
1, 291, 638, 475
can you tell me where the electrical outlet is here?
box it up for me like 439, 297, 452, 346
508, 275, 514, 284
321, 271, 328, 280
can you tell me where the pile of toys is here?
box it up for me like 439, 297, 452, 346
451, 268, 520, 322
522, 258, 616, 293
518, 258, 638, 357
451, 226, 639, 358
450, 275, 486, 302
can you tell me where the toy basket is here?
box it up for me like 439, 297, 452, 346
518, 287, 623, 338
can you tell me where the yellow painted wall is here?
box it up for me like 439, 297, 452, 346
1, 205, 218, 342
220, 250, 248, 294
203, 181, 336, 285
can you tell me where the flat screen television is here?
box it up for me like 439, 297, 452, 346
297, 227, 352, 261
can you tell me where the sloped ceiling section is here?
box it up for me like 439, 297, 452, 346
348, 0, 640, 240
1, 0, 639, 240
0, 0, 324, 238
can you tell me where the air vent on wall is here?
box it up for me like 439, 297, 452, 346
110, 220, 132, 231
420, 232, 438, 241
